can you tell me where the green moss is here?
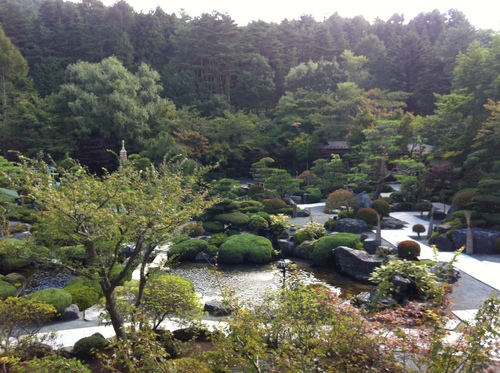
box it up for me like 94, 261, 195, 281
0, 280, 17, 299
169, 239, 209, 262
218, 234, 274, 264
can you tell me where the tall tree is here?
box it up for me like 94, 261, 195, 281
0, 26, 28, 156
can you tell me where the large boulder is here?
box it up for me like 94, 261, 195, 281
450, 228, 500, 254
355, 192, 372, 211
204, 299, 232, 316
331, 246, 384, 283
429, 234, 454, 251
63, 304, 80, 321
382, 217, 406, 230
334, 218, 368, 233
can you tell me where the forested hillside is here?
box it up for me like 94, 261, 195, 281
1, 0, 499, 185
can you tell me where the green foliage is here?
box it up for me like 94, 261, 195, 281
304, 187, 322, 203
452, 189, 477, 208
247, 215, 269, 232
218, 234, 274, 264
412, 224, 426, 238
415, 200, 433, 216
210, 178, 243, 199
0, 280, 16, 299
262, 198, 288, 214
209, 233, 228, 248
269, 213, 290, 239
73, 335, 110, 360
12, 354, 91, 373
371, 199, 391, 217
202, 220, 225, 233
311, 233, 363, 266
163, 357, 212, 373
324, 189, 356, 215
63, 283, 100, 312
323, 218, 337, 231
264, 169, 299, 197
169, 239, 209, 262
56, 245, 87, 265
294, 222, 327, 245
370, 259, 443, 300
0, 239, 34, 272
214, 211, 250, 228
247, 184, 265, 199
27, 288, 72, 316
356, 207, 379, 226
397, 240, 421, 260
181, 222, 205, 237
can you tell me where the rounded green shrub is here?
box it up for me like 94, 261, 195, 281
412, 224, 426, 238
356, 207, 379, 226
248, 215, 269, 232
305, 188, 322, 203
215, 212, 250, 228
311, 233, 363, 266
415, 201, 433, 215
247, 184, 264, 198
202, 221, 225, 233
371, 199, 391, 217
73, 334, 110, 360
324, 219, 337, 232
397, 240, 421, 260
169, 239, 209, 262
0, 280, 17, 299
28, 288, 73, 316
452, 189, 477, 209
64, 277, 102, 295
63, 283, 100, 311
0, 239, 35, 272
262, 198, 288, 214
218, 234, 274, 264
210, 233, 228, 247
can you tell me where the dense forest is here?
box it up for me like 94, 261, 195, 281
1, 0, 500, 193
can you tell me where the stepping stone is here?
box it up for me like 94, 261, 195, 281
452, 309, 478, 325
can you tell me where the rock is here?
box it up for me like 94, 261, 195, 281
63, 304, 80, 321
334, 218, 368, 233
363, 239, 379, 255
430, 262, 461, 284
195, 252, 211, 262
382, 217, 406, 230
290, 195, 302, 204
296, 209, 310, 218
355, 192, 372, 211
83, 305, 104, 322
3, 272, 27, 295
331, 246, 384, 283
450, 228, 500, 254
429, 234, 454, 251
204, 299, 232, 316
172, 327, 212, 342
391, 274, 418, 298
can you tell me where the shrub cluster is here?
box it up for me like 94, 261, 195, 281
218, 234, 274, 264
310, 233, 363, 266
73, 334, 110, 360
169, 239, 209, 262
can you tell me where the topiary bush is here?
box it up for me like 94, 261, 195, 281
412, 224, 426, 239
202, 221, 225, 233
310, 233, 363, 266
169, 239, 209, 262
324, 189, 356, 215
452, 189, 477, 209
371, 199, 391, 217
262, 198, 288, 214
397, 240, 421, 260
0, 280, 17, 299
415, 201, 433, 217
248, 215, 269, 232
72, 334, 110, 360
215, 212, 250, 229
305, 188, 322, 203
209, 233, 228, 248
218, 234, 274, 264
63, 283, 100, 312
356, 207, 379, 226
28, 288, 73, 316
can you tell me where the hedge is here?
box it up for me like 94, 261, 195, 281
310, 233, 363, 266
218, 234, 274, 264
169, 239, 209, 262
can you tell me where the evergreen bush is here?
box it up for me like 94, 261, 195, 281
324, 218, 337, 231
397, 240, 421, 260
181, 222, 205, 237
248, 215, 269, 232
310, 233, 363, 266
169, 239, 209, 262
0, 239, 35, 272
371, 199, 391, 217
218, 234, 274, 264
63, 283, 100, 311
262, 198, 288, 214
0, 280, 17, 299
202, 221, 225, 233
356, 207, 379, 226
28, 288, 73, 316
73, 335, 110, 360
215, 212, 250, 228
412, 224, 426, 238
305, 187, 322, 203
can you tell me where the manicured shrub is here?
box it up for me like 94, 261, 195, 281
218, 234, 274, 264
305, 188, 322, 203
324, 189, 356, 215
182, 222, 205, 237
452, 189, 477, 209
262, 198, 288, 214
28, 288, 73, 316
371, 199, 391, 217
247, 184, 264, 198
324, 218, 337, 232
169, 239, 209, 262
202, 221, 225, 233
415, 201, 433, 217
63, 283, 100, 311
275, 206, 293, 215
0, 280, 17, 299
215, 212, 250, 228
237, 200, 263, 213
252, 211, 270, 223
356, 207, 379, 226
397, 240, 421, 260
210, 233, 228, 248
64, 277, 102, 295
352, 185, 373, 194
248, 215, 269, 232
73, 334, 110, 360
0, 239, 35, 272
311, 233, 363, 266
412, 224, 426, 238
294, 222, 327, 244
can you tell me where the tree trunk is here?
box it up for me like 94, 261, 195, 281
102, 280, 127, 341
1, 74, 7, 157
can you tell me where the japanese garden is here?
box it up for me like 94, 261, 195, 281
1, 0, 500, 372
